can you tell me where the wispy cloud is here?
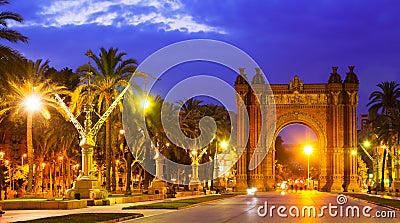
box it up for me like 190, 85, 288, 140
15, 0, 226, 34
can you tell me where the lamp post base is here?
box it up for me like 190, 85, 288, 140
148, 179, 168, 195
66, 178, 108, 199
189, 179, 202, 191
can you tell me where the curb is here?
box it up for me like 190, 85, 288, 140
177, 195, 237, 210
347, 194, 400, 212
96, 214, 144, 223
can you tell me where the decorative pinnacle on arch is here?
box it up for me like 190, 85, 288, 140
328, 66, 342, 84
252, 67, 265, 84
344, 66, 359, 84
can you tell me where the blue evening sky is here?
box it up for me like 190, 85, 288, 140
4, 0, 400, 143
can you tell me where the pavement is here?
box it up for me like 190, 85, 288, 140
125, 191, 400, 223
0, 195, 205, 223
1, 191, 400, 223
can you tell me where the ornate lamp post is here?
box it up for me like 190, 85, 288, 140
41, 162, 46, 192
148, 132, 170, 195
304, 145, 313, 189
47, 51, 132, 199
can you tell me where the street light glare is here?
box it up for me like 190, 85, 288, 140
141, 99, 150, 109
351, 150, 357, 155
363, 141, 371, 148
24, 94, 42, 112
220, 141, 228, 149
304, 145, 313, 155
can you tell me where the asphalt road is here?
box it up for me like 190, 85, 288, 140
128, 191, 400, 223
1, 191, 399, 223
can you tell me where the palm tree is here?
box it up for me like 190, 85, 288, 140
0, 0, 28, 60
77, 47, 138, 192
367, 81, 400, 190
0, 59, 69, 193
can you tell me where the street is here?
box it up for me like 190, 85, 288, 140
1, 191, 399, 222
128, 191, 400, 223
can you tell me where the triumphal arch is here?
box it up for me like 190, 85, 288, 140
234, 66, 360, 192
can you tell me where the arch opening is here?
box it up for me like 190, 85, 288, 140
275, 124, 320, 191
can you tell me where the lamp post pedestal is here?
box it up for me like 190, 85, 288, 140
189, 162, 201, 191
148, 151, 168, 195
66, 142, 108, 199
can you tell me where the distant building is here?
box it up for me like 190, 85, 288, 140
358, 114, 370, 130
0, 129, 27, 164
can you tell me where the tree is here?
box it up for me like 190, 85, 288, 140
0, 59, 69, 193
357, 156, 368, 189
0, 0, 28, 60
77, 47, 138, 192
367, 81, 400, 190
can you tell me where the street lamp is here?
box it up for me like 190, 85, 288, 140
116, 159, 120, 191
41, 162, 46, 192
220, 141, 228, 150
304, 145, 313, 188
363, 141, 371, 148
140, 98, 150, 109
21, 153, 27, 166
58, 156, 63, 196
24, 94, 42, 112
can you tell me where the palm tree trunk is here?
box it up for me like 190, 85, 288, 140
49, 162, 53, 196
26, 112, 34, 193
33, 164, 40, 193
105, 99, 112, 192
111, 151, 117, 192
381, 149, 387, 191
125, 151, 133, 192
388, 150, 393, 187
66, 157, 71, 189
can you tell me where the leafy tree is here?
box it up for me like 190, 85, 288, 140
367, 81, 400, 190
357, 156, 368, 189
0, 59, 69, 193
0, 0, 28, 61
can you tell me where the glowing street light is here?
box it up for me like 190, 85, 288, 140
363, 140, 371, 148
24, 94, 42, 112
304, 145, 313, 181
351, 150, 357, 156
220, 141, 228, 150
21, 153, 27, 166
140, 98, 150, 109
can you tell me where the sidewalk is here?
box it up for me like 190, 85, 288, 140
366, 193, 400, 201
0, 194, 208, 223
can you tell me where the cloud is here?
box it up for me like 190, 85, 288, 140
14, 0, 226, 34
